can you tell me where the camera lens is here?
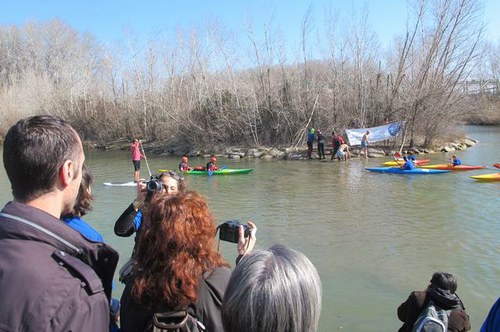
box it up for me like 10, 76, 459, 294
146, 178, 162, 195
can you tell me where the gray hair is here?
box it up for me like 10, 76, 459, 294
222, 244, 322, 332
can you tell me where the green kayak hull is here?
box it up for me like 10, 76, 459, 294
185, 168, 254, 175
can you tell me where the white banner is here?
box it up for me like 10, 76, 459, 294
345, 121, 405, 146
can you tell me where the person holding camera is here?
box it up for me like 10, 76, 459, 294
119, 191, 257, 332
114, 171, 187, 248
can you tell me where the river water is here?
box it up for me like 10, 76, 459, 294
0, 126, 498, 331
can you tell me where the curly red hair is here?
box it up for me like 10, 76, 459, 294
132, 190, 229, 308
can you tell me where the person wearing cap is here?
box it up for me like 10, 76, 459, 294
207, 156, 219, 172
179, 156, 192, 172
451, 155, 462, 166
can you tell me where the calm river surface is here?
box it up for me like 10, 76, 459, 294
0, 125, 499, 331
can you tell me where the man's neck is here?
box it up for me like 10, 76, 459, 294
21, 193, 63, 219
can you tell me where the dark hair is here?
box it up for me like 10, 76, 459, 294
62, 163, 93, 218
132, 191, 229, 308
429, 272, 457, 293
3, 115, 82, 201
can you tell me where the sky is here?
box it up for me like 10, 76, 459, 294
1, 0, 499, 52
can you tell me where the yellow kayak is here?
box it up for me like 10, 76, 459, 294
470, 173, 500, 182
383, 159, 430, 166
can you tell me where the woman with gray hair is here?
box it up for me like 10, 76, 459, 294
222, 244, 322, 332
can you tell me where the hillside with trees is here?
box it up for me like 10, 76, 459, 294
0, 0, 498, 152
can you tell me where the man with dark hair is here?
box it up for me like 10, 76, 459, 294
397, 272, 471, 331
0, 115, 119, 331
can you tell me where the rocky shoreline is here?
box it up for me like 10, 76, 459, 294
89, 137, 479, 161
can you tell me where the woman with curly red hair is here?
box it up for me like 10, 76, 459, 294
119, 190, 256, 332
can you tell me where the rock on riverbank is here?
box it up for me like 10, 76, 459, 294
89, 137, 479, 161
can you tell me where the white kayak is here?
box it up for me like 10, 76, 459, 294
103, 181, 137, 187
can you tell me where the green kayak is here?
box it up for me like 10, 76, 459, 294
186, 168, 254, 175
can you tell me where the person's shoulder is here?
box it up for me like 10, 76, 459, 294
200, 267, 232, 298
63, 217, 104, 242
0, 245, 108, 330
205, 266, 232, 284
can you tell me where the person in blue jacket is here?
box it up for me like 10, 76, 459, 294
451, 155, 462, 166
407, 151, 417, 161
61, 163, 120, 331
307, 128, 315, 159
481, 297, 500, 332
62, 163, 103, 242
400, 156, 416, 170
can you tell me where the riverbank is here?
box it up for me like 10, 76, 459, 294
87, 137, 479, 161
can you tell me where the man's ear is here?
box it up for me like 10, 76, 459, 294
59, 160, 75, 186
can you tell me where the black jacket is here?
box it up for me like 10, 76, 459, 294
397, 287, 471, 332
120, 267, 231, 332
0, 201, 119, 331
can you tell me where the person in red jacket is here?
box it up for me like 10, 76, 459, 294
206, 156, 219, 172
179, 156, 192, 172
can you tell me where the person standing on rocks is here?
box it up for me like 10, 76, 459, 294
307, 128, 315, 159
316, 129, 326, 159
361, 130, 370, 159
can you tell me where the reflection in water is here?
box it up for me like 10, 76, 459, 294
0, 126, 498, 331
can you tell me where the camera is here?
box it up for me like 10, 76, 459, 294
146, 176, 162, 196
218, 220, 251, 243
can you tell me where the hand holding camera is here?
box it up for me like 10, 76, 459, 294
218, 220, 257, 257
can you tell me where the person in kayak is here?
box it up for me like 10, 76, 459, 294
207, 156, 219, 172
179, 156, 192, 172
400, 156, 416, 170
451, 155, 462, 166
407, 151, 417, 162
